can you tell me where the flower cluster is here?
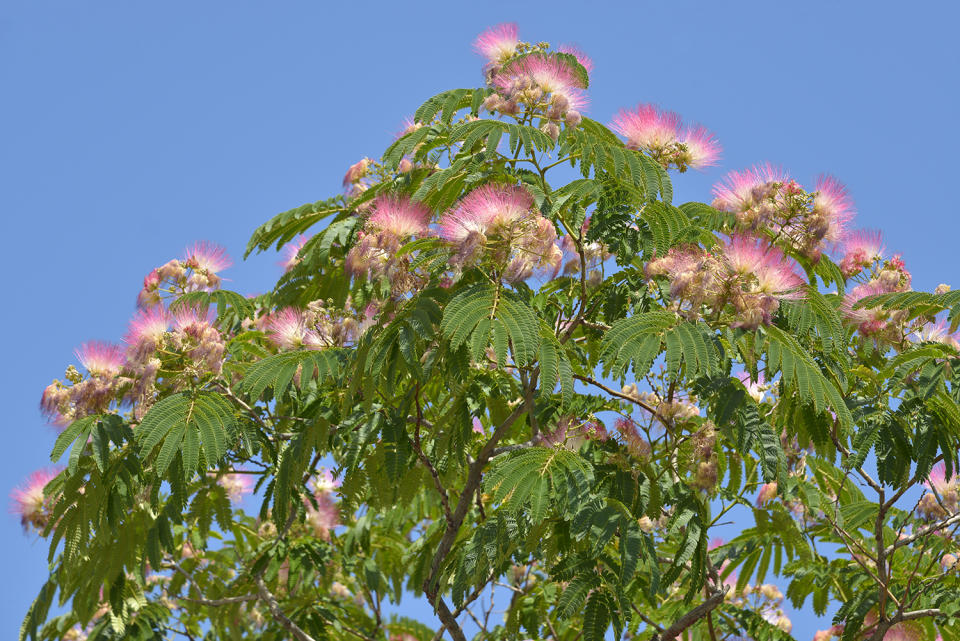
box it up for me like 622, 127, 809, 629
305, 469, 341, 541
646, 235, 805, 329
137, 242, 231, 307
840, 253, 914, 338
439, 183, 562, 282
346, 194, 433, 297
11, 468, 61, 533
474, 24, 588, 140
217, 471, 253, 504
610, 103, 721, 171
690, 422, 718, 491
712, 165, 852, 262
41, 341, 127, 425
918, 463, 959, 520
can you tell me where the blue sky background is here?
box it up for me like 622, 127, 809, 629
2, 1, 958, 638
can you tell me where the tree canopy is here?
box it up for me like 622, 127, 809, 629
14, 22, 960, 641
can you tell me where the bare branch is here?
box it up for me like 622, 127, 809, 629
255, 576, 317, 641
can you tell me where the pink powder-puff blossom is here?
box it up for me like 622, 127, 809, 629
267, 307, 324, 351
366, 194, 432, 238
75, 341, 125, 377
812, 175, 854, 244
925, 462, 957, 495
11, 467, 61, 533
722, 236, 805, 298
343, 157, 372, 186
312, 469, 341, 494
915, 320, 960, 350
439, 183, 535, 242
838, 229, 884, 278
472, 417, 485, 435
557, 44, 594, 73
218, 472, 253, 504
494, 53, 589, 111
678, 125, 722, 169
305, 492, 340, 541
610, 103, 682, 151
862, 611, 923, 641
124, 307, 171, 364
473, 23, 519, 64
280, 235, 311, 272
183, 241, 232, 275
711, 163, 788, 214
737, 371, 767, 404
756, 481, 778, 506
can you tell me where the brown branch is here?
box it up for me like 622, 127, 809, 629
573, 374, 663, 418
255, 576, 317, 641
885, 511, 960, 555
652, 589, 726, 641
413, 386, 454, 527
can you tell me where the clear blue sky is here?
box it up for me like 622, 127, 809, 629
2, 1, 958, 638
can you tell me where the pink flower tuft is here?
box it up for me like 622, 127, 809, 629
305, 492, 340, 541
925, 462, 956, 495
473, 23, 519, 64
218, 472, 253, 504
678, 125, 722, 169
711, 163, 788, 213
183, 241, 232, 274
124, 307, 171, 347
280, 235, 311, 273
313, 468, 341, 494
838, 229, 884, 277
366, 194, 432, 238
557, 44, 594, 73
722, 236, 805, 298
75, 341, 125, 377
472, 417, 485, 434
610, 103, 682, 150
11, 467, 61, 533
813, 175, 854, 243
267, 307, 324, 351
756, 481, 778, 506
439, 183, 535, 242
494, 53, 588, 109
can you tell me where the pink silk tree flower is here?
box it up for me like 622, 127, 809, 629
11, 467, 61, 533
267, 307, 324, 351
678, 125, 722, 169
838, 229, 884, 277
557, 44, 594, 73
610, 103, 682, 151
473, 23, 519, 64
218, 472, 253, 504
439, 183, 535, 242
183, 241, 232, 274
279, 235, 311, 273
366, 194, 431, 238
812, 175, 854, 244
75, 341, 125, 377
711, 163, 788, 214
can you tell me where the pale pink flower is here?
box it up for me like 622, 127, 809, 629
280, 235, 311, 272
494, 53, 588, 110
838, 229, 884, 277
305, 492, 340, 541
342, 158, 371, 186
615, 417, 651, 460
218, 472, 253, 503
756, 481, 778, 506
812, 175, 854, 244
915, 320, 960, 350
722, 236, 805, 298
11, 468, 61, 533
737, 371, 767, 403
862, 611, 923, 641
610, 103, 682, 150
75, 341, 125, 377
678, 125, 722, 169
472, 417, 485, 435
439, 183, 534, 242
473, 23, 519, 64
312, 469, 341, 494
925, 462, 956, 495
267, 307, 323, 351
125, 307, 170, 347
366, 194, 431, 238
711, 163, 788, 213
841, 281, 894, 334
557, 44, 594, 73
183, 241, 232, 274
